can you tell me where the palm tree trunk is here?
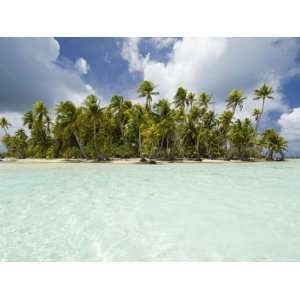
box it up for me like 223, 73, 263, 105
93, 120, 98, 159
196, 135, 201, 160
261, 99, 265, 117
279, 150, 285, 161
73, 131, 88, 159
138, 126, 143, 159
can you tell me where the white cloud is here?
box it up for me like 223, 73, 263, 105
0, 38, 96, 113
74, 57, 90, 74
148, 37, 178, 49
121, 37, 148, 72
122, 37, 299, 122
278, 107, 300, 155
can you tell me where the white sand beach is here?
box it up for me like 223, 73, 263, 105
0, 157, 256, 164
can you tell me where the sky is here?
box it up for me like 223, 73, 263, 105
0, 37, 300, 155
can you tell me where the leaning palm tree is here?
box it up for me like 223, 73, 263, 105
0, 116, 11, 135
137, 80, 159, 111
253, 84, 274, 130
262, 129, 287, 161
226, 90, 246, 116
254, 84, 274, 116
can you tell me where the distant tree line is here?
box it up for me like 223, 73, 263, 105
0, 81, 288, 161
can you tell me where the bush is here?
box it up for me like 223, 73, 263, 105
63, 147, 82, 159
46, 146, 56, 159
112, 144, 136, 158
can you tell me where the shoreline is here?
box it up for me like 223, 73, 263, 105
0, 157, 290, 164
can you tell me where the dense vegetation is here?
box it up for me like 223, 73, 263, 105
0, 81, 288, 161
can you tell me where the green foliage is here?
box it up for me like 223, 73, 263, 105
0, 82, 288, 161
262, 129, 288, 160
112, 144, 136, 158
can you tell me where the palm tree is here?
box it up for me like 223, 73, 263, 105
14, 129, 28, 158
226, 90, 246, 116
56, 101, 88, 158
254, 84, 274, 130
154, 99, 176, 159
0, 116, 11, 135
187, 92, 196, 109
137, 80, 159, 110
252, 108, 261, 132
84, 95, 102, 159
198, 92, 213, 110
126, 104, 147, 159
110, 95, 132, 142
23, 111, 34, 130
262, 129, 287, 161
228, 118, 256, 160
1, 82, 287, 162
218, 111, 234, 159
33, 100, 50, 128
174, 87, 188, 110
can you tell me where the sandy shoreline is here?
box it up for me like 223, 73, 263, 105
0, 157, 271, 164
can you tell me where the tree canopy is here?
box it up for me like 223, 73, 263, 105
0, 81, 288, 161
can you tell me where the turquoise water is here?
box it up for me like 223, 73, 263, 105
1, 160, 300, 261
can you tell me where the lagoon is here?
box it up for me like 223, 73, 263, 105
1, 160, 300, 261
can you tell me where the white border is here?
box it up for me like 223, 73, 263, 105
0, 0, 300, 36
1, 263, 300, 299
1, 1, 300, 299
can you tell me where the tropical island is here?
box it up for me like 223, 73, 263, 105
0, 81, 288, 163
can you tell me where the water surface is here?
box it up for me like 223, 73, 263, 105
1, 160, 299, 261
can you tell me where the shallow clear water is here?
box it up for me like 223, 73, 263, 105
0, 160, 300, 261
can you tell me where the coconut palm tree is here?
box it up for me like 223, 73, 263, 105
137, 80, 159, 110
126, 104, 147, 159
228, 118, 256, 160
262, 129, 287, 161
187, 92, 196, 109
33, 100, 50, 129
110, 95, 132, 143
218, 111, 234, 159
226, 90, 246, 116
0, 116, 11, 135
198, 92, 213, 110
56, 100, 88, 158
252, 108, 261, 132
23, 111, 34, 130
254, 84, 273, 116
253, 84, 274, 131
14, 129, 28, 158
84, 95, 102, 159
174, 87, 188, 110
154, 99, 176, 159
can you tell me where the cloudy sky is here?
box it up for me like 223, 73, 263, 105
0, 37, 300, 155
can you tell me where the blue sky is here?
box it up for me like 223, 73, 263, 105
0, 37, 300, 154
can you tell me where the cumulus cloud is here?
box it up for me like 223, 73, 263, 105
0, 38, 95, 113
278, 107, 300, 155
121, 37, 147, 72
122, 37, 299, 122
148, 37, 178, 49
74, 57, 90, 74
